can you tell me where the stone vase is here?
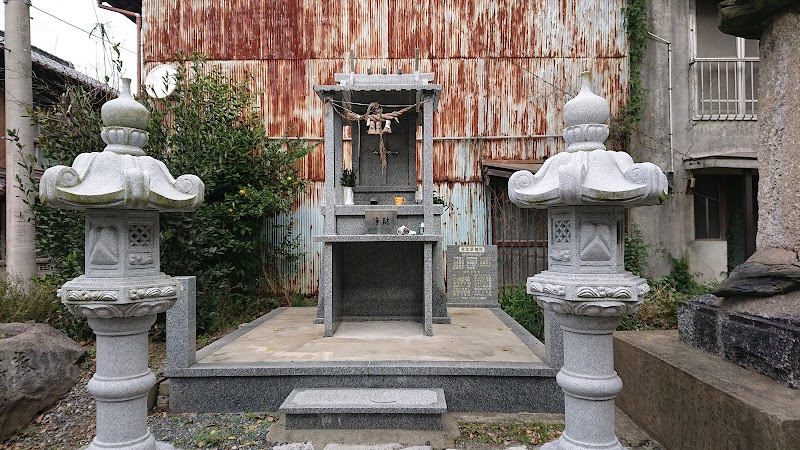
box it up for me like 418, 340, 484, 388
343, 186, 355, 205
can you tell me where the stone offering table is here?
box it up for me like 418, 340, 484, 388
314, 73, 448, 336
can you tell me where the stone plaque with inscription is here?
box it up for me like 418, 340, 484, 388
446, 245, 499, 308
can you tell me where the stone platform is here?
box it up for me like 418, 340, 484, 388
614, 330, 800, 450
166, 306, 561, 414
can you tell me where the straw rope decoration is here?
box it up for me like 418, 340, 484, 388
330, 100, 422, 174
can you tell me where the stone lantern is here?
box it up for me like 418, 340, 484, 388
40, 78, 204, 450
509, 73, 667, 450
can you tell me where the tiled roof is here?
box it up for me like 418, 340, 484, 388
0, 30, 112, 92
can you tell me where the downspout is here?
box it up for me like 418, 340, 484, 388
647, 32, 674, 175
97, 1, 141, 93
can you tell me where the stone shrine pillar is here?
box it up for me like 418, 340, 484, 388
509, 73, 667, 450
39, 79, 204, 450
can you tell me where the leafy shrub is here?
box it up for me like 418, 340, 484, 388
624, 223, 649, 277
660, 256, 711, 295
145, 55, 312, 333
340, 168, 357, 187
500, 286, 545, 342
619, 257, 713, 331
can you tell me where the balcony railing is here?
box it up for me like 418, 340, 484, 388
692, 57, 759, 120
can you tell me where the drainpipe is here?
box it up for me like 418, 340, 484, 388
647, 32, 674, 176
97, 1, 141, 92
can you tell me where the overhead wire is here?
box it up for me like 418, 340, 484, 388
29, 4, 136, 55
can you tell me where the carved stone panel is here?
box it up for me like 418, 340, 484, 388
580, 222, 612, 262
126, 215, 158, 273
576, 207, 625, 274
88, 226, 120, 266
548, 210, 576, 271
553, 219, 572, 244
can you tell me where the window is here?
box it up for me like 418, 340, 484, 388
692, 0, 759, 119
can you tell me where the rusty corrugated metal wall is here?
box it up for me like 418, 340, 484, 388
142, 0, 628, 294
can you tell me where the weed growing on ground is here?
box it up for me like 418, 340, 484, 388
458, 420, 564, 446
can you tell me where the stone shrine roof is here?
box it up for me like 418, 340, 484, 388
315, 73, 441, 110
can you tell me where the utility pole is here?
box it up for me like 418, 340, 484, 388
4, 0, 36, 283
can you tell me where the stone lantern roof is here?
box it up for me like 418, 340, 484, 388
39, 78, 204, 320
509, 72, 667, 208
40, 78, 204, 211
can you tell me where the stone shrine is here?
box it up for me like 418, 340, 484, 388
313, 72, 449, 336
163, 69, 560, 421
40, 78, 204, 450
509, 72, 667, 450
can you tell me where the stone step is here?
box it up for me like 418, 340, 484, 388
279, 388, 447, 430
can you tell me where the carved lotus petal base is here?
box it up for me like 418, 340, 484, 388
536, 297, 642, 317
59, 273, 180, 318
67, 298, 177, 319
527, 269, 649, 318
100, 126, 149, 155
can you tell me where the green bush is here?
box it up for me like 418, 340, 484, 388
618, 256, 713, 331
145, 55, 312, 334
500, 286, 545, 342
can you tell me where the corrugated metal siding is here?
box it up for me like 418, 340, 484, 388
148, 57, 627, 181
141, 0, 628, 294
263, 181, 325, 295
144, 0, 625, 60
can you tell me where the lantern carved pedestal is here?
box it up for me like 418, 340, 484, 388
510, 73, 667, 450
40, 78, 204, 450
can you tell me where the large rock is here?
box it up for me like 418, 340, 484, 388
0, 323, 86, 438
718, 0, 799, 39
713, 248, 800, 298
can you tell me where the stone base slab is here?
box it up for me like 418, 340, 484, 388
614, 330, 800, 450
280, 388, 445, 430
285, 413, 443, 430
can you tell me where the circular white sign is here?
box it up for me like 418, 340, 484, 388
144, 64, 178, 98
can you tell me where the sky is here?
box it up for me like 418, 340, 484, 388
1, 1, 139, 91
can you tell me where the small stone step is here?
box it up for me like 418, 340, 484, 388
279, 388, 447, 430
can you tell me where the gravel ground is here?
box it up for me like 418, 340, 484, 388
1, 340, 661, 450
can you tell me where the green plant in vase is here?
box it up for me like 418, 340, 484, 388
340, 168, 357, 205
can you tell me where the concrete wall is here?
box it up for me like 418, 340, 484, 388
631, 0, 758, 279
687, 239, 728, 283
